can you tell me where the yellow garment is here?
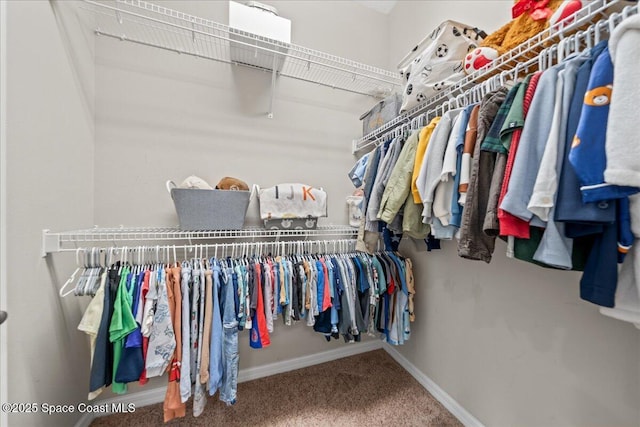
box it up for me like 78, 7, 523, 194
411, 117, 441, 203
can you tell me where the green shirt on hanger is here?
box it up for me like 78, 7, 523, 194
499, 74, 533, 151
109, 266, 137, 394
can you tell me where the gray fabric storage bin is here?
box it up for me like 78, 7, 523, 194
170, 188, 250, 230
360, 93, 401, 137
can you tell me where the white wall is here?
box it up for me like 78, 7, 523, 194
93, 0, 388, 228
5, 1, 95, 426
91, 0, 389, 400
390, 2, 640, 426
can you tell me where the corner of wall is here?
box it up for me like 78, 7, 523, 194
50, 0, 96, 223
0, 1, 9, 426
5, 1, 96, 425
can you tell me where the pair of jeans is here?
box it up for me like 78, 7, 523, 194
220, 266, 239, 405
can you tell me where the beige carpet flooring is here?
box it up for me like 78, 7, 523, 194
90, 349, 462, 427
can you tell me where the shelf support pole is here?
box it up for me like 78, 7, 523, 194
267, 52, 278, 119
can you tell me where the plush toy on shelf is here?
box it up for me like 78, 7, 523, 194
464, 0, 583, 74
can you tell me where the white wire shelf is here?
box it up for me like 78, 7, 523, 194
42, 225, 359, 255
80, 0, 402, 98
352, 0, 632, 152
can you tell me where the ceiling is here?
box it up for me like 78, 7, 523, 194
353, 0, 398, 15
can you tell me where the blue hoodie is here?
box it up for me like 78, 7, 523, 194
569, 47, 639, 203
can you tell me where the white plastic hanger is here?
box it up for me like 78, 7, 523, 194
60, 248, 84, 297
82, 247, 102, 296
538, 48, 547, 72
609, 12, 619, 35
573, 31, 583, 54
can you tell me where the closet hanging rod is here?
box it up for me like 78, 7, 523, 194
352, 0, 632, 153
41, 225, 359, 257
66, 239, 359, 259
79, 0, 402, 97
59, 239, 360, 296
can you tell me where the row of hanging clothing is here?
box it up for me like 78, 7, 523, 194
351, 9, 640, 328
74, 242, 415, 422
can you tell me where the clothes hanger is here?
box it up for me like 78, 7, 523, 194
106, 247, 113, 269
470, 85, 479, 104
595, 19, 605, 44
483, 78, 493, 96
568, 34, 578, 56
499, 69, 509, 88
293, 241, 300, 263
586, 24, 594, 50
86, 247, 104, 296
538, 48, 547, 72
557, 38, 566, 63
73, 247, 90, 296
242, 242, 250, 269
551, 44, 559, 67
609, 12, 619, 35
442, 99, 451, 115
573, 31, 583, 55
482, 78, 492, 95
202, 244, 208, 265
475, 84, 484, 102
118, 246, 127, 275
125, 247, 132, 270
448, 97, 458, 111
147, 246, 153, 270
85, 248, 106, 297
139, 246, 145, 271
82, 247, 103, 297
75, 248, 91, 296
135, 246, 143, 274
584, 27, 592, 51
59, 248, 84, 297
146, 247, 153, 274
493, 73, 502, 91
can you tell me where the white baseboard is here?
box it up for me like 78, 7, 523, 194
76, 340, 383, 427
383, 344, 484, 427
238, 339, 382, 382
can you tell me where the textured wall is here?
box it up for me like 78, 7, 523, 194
389, 2, 640, 426
91, 0, 388, 402
6, 1, 95, 425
